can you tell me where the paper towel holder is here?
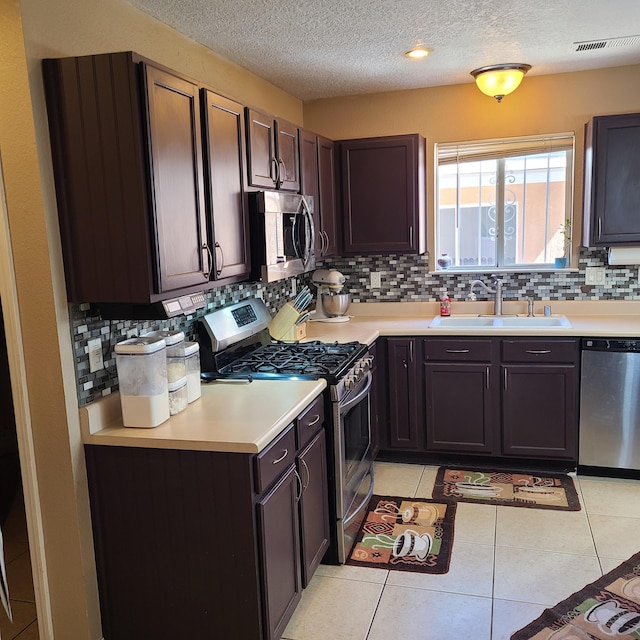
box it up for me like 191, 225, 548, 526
607, 246, 640, 266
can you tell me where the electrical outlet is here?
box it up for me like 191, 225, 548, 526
585, 267, 606, 286
88, 338, 104, 373
371, 272, 382, 288
291, 279, 297, 297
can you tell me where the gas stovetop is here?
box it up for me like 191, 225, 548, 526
220, 341, 365, 379
198, 299, 369, 385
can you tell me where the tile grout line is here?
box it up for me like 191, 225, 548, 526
489, 505, 498, 640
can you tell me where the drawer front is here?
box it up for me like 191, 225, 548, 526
423, 338, 494, 362
501, 339, 578, 363
255, 425, 296, 494
296, 395, 325, 451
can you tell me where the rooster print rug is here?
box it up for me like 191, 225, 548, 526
346, 494, 456, 574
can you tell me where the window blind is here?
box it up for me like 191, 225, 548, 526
437, 133, 575, 165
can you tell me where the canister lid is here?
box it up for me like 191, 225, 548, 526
181, 341, 200, 357
144, 329, 185, 346
168, 376, 187, 391
114, 336, 167, 355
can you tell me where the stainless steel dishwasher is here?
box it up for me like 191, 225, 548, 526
579, 338, 640, 471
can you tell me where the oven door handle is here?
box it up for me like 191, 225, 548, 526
343, 468, 375, 529
340, 372, 372, 415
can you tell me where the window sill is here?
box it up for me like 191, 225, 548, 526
428, 267, 580, 276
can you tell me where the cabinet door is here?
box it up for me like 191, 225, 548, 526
502, 364, 577, 459
299, 129, 321, 255
317, 136, 339, 257
423, 362, 497, 454
257, 466, 302, 640
339, 134, 425, 255
298, 430, 330, 587
246, 108, 277, 189
386, 338, 420, 450
202, 90, 250, 281
584, 113, 640, 246
143, 64, 209, 293
276, 119, 301, 192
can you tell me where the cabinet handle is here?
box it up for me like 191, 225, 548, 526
270, 156, 278, 185
446, 349, 470, 353
318, 229, 326, 255
597, 218, 602, 240
503, 369, 508, 390
525, 350, 551, 355
486, 366, 490, 389
322, 230, 329, 255
215, 241, 224, 277
294, 469, 303, 503
409, 225, 414, 247
278, 158, 287, 187
307, 415, 321, 428
301, 459, 310, 491
409, 341, 414, 362
202, 243, 213, 280
272, 449, 288, 465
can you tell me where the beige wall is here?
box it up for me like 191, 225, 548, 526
303, 65, 640, 258
3, 0, 304, 636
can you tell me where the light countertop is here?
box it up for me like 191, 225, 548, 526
303, 300, 640, 344
80, 379, 326, 454
81, 299, 638, 455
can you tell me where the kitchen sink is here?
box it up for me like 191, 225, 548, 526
429, 315, 572, 329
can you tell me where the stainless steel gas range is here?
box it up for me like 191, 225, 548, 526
197, 298, 374, 563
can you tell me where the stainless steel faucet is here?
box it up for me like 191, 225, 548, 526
467, 278, 504, 315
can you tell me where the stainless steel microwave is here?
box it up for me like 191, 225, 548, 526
249, 191, 316, 283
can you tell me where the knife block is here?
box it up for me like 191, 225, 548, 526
279, 322, 307, 343
269, 302, 303, 341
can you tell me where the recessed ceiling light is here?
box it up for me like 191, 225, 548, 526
405, 47, 431, 59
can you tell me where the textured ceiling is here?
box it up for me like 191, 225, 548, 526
125, 0, 640, 100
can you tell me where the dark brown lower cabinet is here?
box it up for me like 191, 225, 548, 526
85, 399, 329, 640
298, 430, 330, 586
385, 338, 420, 449
379, 336, 578, 463
502, 364, 577, 459
423, 362, 497, 454
258, 466, 301, 640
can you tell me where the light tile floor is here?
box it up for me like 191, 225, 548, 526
0, 493, 38, 640
283, 461, 640, 640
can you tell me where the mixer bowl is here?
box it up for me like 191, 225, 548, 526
321, 292, 351, 317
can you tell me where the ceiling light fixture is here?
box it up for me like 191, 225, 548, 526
470, 63, 532, 102
405, 46, 431, 59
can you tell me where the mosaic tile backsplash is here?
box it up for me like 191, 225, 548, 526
72, 247, 638, 406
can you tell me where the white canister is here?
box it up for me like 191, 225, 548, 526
145, 330, 186, 383
168, 376, 188, 415
115, 336, 169, 428
182, 342, 201, 403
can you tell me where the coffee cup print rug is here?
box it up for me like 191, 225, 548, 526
346, 495, 456, 574
432, 468, 581, 511
512, 550, 640, 639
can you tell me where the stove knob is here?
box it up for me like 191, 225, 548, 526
345, 375, 356, 391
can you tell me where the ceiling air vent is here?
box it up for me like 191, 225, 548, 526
574, 35, 640, 52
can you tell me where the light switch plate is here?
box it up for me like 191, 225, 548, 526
585, 267, 606, 285
88, 338, 104, 373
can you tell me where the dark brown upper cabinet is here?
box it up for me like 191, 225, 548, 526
201, 90, 251, 282
246, 108, 300, 192
43, 52, 211, 304
338, 134, 426, 255
583, 112, 640, 247
317, 136, 340, 258
299, 131, 339, 258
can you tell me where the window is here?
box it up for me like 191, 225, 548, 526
435, 134, 574, 270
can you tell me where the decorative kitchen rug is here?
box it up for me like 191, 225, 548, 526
346, 494, 456, 574
432, 467, 581, 511
511, 551, 640, 639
